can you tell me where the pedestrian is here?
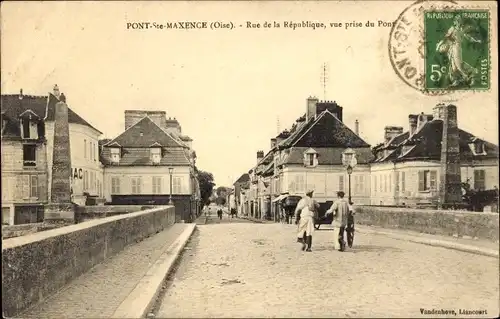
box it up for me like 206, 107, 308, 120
294, 189, 320, 252
217, 207, 223, 220
346, 201, 355, 248
326, 191, 350, 252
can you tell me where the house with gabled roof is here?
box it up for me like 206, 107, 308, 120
100, 110, 199, 222
1, 85, 103, 225
370, 104, 499, 207
248, 96, 373, 220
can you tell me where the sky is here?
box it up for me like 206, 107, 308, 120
2, 1, 498, 187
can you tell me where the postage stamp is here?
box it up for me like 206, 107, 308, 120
424, 10, 490, 91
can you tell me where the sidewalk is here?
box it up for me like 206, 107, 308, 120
19, 223, 194, 319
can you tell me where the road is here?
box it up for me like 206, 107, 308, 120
155, 221, 499, 318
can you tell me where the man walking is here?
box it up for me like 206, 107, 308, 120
326, 191, 350, 252
294, 189, 320, 252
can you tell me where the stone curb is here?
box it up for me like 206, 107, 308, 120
110, 223, 197, 319
356, 226, 499, 258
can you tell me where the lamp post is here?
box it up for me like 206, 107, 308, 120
168, 167, 174, 205
342, 148, 357, 203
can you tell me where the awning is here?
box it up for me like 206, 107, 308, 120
272, 194, 287, 203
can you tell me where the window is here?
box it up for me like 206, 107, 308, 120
110, 148, 120, 163
131, 177, 142, 194
374, 175, 377, 194
84, 171, 89, 191
95, 143, 98, 162
295, 175, 305, 193
379, 175, 383, 193
401, 172, 406, 192
173, 177, 182, 193
303, 149, 317, 167
474, 169, 486, 190
84, 139, 87, 159
111, 177, 120, 194
152, 176, 162, 194
23, 144, 36, 167
359, 175, 364, 193
151, 148, 161, 164
30, 175, 38, 197
90, 172, 95, 192
89, 142, 93, 161
19, 175, 38, 198
388, 174, 392, 193
418, 170, 437, 192
22, 120, 31, 139
308, 154, 314, 166
339, 175, 344, 192
384, 175, 388, 193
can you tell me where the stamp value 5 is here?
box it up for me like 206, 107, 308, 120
425, 10, 490, 91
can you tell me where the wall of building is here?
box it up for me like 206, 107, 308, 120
45, 122, 103, 204
1, 140, 48, 225
282, 164, 371, 204
370, 160, 499, 206
103, 165, 192, 202
1, 206, 176, 317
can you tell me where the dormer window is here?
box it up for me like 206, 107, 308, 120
19, 110, 40, 140
151, 147, 161, 164
110, 148, 121, 163
469, 138, 487, 156
303, 148, 318, 168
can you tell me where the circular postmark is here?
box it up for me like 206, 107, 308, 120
388, 0, 460, 95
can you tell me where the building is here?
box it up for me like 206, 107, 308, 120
232, 173, 250, 215
370, 104, 499, 207
1, 85, 103, 225
240, 98, 498, 217
247, 97, 373, 220
100, 110, 200, 222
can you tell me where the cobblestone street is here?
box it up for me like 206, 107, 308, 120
157, 223, 499, 318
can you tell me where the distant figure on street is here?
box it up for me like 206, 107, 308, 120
326, 191, 350, 252
217, 207, 223, 220
294, 189, 320, 252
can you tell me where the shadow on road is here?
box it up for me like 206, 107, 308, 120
313, 244, 403, 253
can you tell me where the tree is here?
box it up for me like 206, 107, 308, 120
197, 170, 215, 206
215, 186, 231, 206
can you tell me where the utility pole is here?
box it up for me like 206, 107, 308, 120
320, 63, 329, 101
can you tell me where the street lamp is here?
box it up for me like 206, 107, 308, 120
342, 148, 357, 203
168, 167, 174, 205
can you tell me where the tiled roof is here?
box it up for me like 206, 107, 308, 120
234, 173, 250, 184
100, 147, 191, 166
373, 120, 498, 163
106, 116, 185, 148
283, 147, 374, 165
1, 93, 102, 135
275, 110, 370, 150
262, 162, 274, 176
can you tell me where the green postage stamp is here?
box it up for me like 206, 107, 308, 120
424, 10, 490, 91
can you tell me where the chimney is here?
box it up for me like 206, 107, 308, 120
408, 114, 418, 137
53, 84, 60, 98
316, 100, 343, 122
270, 138, 277, 149
384, 126, 404, 144
354, 120, 359, 135
165, 117, 181, 136
416, 112, 434, 132
257, 150, 264, 164
306, 96, 319, 121
19, 89, 23, 100
439, 104, 462, 207
124, 110, 167, 131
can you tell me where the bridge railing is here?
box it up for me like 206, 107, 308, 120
354, 206, 499, 242
2, 205, 176, 318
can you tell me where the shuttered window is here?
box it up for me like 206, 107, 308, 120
418, 170, 437, 192
401, 172, 406, 192
152, 176, 162, 194
339, 175, 344, 192
131, 177, 142, 194
474, 169, 486, 190
173, 177, 182, 194
111, 177, 120, 194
